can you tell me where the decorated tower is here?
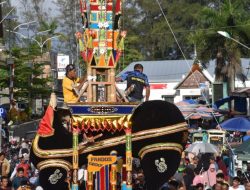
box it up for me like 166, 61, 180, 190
77, 0, 125, 102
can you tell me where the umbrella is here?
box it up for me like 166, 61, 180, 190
234, 139, 250, 161
185, 142, 219, 155
177, 102, 222, 121
220, 117, 250, 132
183, 99, 197, 104
234, 138, 250, 154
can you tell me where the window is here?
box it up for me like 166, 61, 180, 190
183, 95, 199, 100
162, 95, 175, 103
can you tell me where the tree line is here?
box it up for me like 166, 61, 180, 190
0, 0, 250, 112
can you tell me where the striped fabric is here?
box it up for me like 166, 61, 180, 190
95, 165, 110, 190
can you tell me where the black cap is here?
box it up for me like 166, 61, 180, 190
65, 64, 75, 75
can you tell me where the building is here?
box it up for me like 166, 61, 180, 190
117, 58, 250, 103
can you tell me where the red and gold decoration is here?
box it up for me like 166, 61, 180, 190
77, 0, 126, 68
72, 114, 132, 132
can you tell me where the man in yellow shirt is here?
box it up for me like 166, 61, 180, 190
62, 64, 85, 103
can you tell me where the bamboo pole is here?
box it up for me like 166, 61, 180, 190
125, 127, 132, 190
87, 171, 94, 190
87, 65, 92, 102
110, 68, 116, 102
71, 127, 79, 190
110, 164, 117, 190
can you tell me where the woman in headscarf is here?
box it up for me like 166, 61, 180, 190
202, 164, 217, 188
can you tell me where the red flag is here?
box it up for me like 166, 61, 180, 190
37, 106, 54, 137
115, 0, 121, 14
115, 50, 122, 63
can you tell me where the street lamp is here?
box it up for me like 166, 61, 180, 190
8, 21, 37, 47
0, 1, 6, 5
36, 29, 51, 35
217, 31, 250, 50
6, 22, 40, 117
31, 35, 61, 53
6, 29, 60, 53
13, 21, 37, 31
217, 30, 250, 115
6, 29, 29, 39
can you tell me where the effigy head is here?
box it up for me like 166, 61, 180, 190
51, 102, 73, 133
30, 103, 76, 190
131, 100, 188, 190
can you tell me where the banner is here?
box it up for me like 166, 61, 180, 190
57, 54, 70, 79
88, 155, 116, 172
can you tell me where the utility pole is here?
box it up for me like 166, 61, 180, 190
0, 1, 4, 38
7, 57, 14, 112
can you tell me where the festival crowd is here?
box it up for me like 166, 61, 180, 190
0, 138, 42, 190
132, 151, 250, 190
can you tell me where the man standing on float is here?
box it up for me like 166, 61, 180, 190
62, 64, 86, 103
116, 63, 150, 102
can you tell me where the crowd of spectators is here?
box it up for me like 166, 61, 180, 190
132, 152, 250, 190
0, 139, 42, 190
1, 137, 250, 190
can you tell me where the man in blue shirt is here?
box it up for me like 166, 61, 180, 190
116, 64, 150, 102
12, 167, 29, 190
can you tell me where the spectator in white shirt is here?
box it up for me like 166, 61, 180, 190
229, 177, 245, 190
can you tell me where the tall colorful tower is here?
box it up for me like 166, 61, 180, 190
77, 0, 125, 102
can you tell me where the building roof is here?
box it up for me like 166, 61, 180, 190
175, 63, 212, 89
118, 59, 250, 83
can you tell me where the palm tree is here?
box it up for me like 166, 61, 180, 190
191, 0, 250, 93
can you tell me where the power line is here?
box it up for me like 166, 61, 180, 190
155, 0, 222, 129
139, 23, 250, 35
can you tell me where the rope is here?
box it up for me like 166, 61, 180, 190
155, 0, 249, 182
155, 0, 219, 123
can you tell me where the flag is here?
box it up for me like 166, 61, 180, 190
115, 50, 122, 63
37, 106, 54, 137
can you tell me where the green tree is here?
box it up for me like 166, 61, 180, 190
53, 0, 79, 56
123, 0, 208, 60
8, 47, 51, 101
0, 45, 52, 120
191, 0, 250, 92
0, 66, 8, 92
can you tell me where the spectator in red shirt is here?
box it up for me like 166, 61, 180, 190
16, 155, 30, 178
